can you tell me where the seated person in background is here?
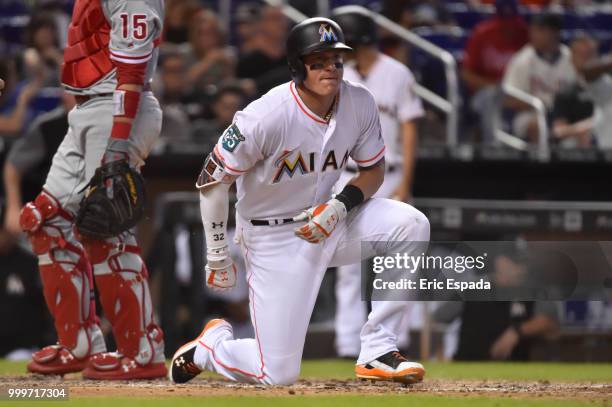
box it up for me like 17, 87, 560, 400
435, 300, 560, 361
22, 14, 63, 87
575, 35, 612, 149
502, 13, 576, 142
191, 83, 247, 153
182, 9, 236, 98
236, 5, 291, 95
551, 35, 596, 148
156, 51, 192, 144
163, 0, 202, 45
461, 0, 528, 142
0, 59, 42, 138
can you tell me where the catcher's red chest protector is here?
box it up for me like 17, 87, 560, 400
61, 0, 114, 89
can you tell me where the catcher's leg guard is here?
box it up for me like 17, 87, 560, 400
20, 190, 106, 375
81, 232, 166, 380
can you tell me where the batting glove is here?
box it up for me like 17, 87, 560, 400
205, 245, 237, 291
294, 198, 347, 244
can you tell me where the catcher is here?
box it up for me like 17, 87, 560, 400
19, 0, 166, 379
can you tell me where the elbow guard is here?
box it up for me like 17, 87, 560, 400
196, 151, 237, 191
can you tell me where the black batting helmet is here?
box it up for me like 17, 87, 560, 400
286, 17, 352, 83
331, 6, 378, 48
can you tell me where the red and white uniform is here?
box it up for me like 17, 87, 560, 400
334, 54, 424, 357
62, 0, 162, 95
191, 80, 430, 384
20, 0, 166, 379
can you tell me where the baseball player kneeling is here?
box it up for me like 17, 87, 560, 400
169, 17, 429, 386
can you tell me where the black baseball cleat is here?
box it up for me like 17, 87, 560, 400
169, 319, 229, 384
355, 351, 425, 384
169, 345, 202, 384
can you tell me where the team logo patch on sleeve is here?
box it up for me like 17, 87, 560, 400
221, 124, 245, 152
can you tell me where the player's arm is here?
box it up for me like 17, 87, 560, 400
3, 120, 46, 234
295, 88, 385, 244
348, 158, 385, 199
196, 150, 238, 291
3, 162, 22, 234
104, 0, 162, 163
198, 114, 264, 289
490, 302, 559, 360
294, 158, 384, 244
393, 71, 423, 202
393, 121, 417, 201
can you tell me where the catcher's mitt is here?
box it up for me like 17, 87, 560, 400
76, 159, 146, 239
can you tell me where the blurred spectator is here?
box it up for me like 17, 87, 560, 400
383, 1, 455, 29
163, 0, 202, 45
576, 35, 612, 149
502, 13, 576, 142
551, 35, 596, 148
236, 5, 291, 95
182, 9, 236, 97
22, 13, 62, 87
33, 0, 71, 48
156, 51, 192, 143
453, 301, 560, 360
462, 0, 528, 142
435, 299, 560, 361
234, 2, 262, 54
191, 83, 247, 152
474, 0, 552, 6
2, 92, 74, 235
0, 59, 42, 137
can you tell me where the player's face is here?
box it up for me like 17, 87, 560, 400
302, 50, 344, 97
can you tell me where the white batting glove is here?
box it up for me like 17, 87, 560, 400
205, 245, 237, 291
293, 198, 347, 244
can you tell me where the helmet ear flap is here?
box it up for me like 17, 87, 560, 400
288, 57, 307, 83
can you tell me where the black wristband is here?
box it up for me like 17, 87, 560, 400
335, 184, 364, 212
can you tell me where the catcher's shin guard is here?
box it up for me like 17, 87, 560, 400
20, 191, 106, 373
81, 233, 166, 379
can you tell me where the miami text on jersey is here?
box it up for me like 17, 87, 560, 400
272, 149, 349, 183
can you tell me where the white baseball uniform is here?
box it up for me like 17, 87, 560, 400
193, 79, 430, 385
334, 54, 424, 357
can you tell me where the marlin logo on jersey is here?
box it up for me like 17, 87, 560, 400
272, 149, 349, 183
319, 24, 337, 43
221, 124, 245, 152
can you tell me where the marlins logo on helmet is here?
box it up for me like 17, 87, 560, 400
319, 24, 338, 42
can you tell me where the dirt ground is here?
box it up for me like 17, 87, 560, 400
1, 375, 611, 400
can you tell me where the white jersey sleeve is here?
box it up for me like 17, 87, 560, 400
106, 0, 163, 64
397, 68, 424, 122
350, 87, 386, 168
213, 109, 265, 177
503, 46, 530, 92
